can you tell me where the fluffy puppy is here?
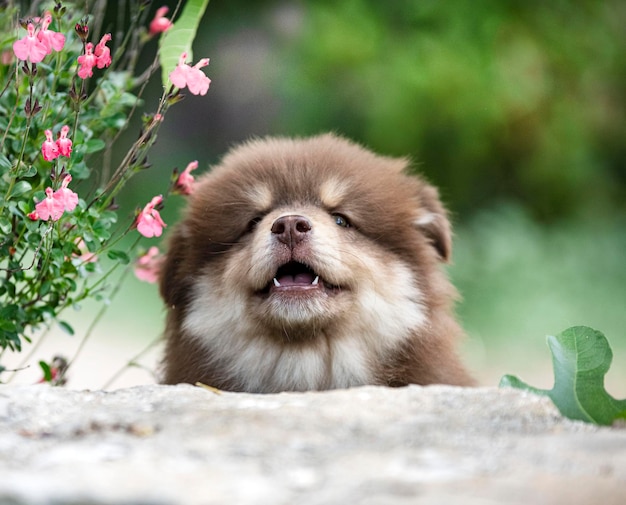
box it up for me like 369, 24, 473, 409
159, 134, 474, 392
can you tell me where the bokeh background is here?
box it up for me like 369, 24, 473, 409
7, 0, 626, 392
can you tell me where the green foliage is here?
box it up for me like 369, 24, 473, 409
159, 0, 211, 88
38, 360, 53, 382
501, 326, 626, 425
0, 1, 210, 378
278, 0, 626, 220
449, 206, 626, 354
0, 3, 144, 355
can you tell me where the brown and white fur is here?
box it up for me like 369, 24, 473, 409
159, 134, 474, 392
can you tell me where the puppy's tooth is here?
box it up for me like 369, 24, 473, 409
312, 276, 319, 286
273, 278, 281, 287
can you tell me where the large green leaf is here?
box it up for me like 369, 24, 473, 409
159, 0, 211, 89
500, 326, 626, 425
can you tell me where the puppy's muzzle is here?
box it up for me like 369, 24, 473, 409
271, 215, 312, 249
256, 214, 342, 296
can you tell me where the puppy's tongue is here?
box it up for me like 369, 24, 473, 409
276, 273, 315, 286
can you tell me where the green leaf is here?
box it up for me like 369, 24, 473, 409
0, 153, 11, 171
0, 319, 17, 332
107, 250, 130, 264
84, 138, 106, 154
159, 0, 211, 88
9, 180, 32, 198
58, 321, 75, 336
0, 216, 11, 234
70, 161, 91, 180
40, 280, 52, 297
39, 360, 53, 382
20, 164, 37, 178
19, 165, 37, 177
500, 326, 626, 425
499, 374, 547, 397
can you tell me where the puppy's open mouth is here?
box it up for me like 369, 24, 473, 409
258, 261, 341, 296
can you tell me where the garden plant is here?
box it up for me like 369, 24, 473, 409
0, 0, 210, 383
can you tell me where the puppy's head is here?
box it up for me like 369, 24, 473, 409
160, 134, 453, 345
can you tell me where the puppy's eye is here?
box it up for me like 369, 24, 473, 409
246, 216, 262, 234
332, 213, 351, 228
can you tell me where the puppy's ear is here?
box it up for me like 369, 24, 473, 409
159, 224, 190, 307
414, 184, 453, 262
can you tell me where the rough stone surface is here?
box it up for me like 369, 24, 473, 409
0, 384, 625, 504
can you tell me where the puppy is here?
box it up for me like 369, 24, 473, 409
159, 134, 474, 392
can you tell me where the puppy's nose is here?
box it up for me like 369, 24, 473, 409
271, 215, 312, 247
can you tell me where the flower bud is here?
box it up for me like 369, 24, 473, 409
75, 23, 89, 42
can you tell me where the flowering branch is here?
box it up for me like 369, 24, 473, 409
0, 0, 212, 384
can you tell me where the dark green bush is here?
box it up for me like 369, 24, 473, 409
277, 0, 626, 220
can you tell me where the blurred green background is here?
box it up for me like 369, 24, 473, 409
14, 0, 626, 390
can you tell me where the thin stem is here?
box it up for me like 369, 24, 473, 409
88, 220, 136, 259
101, 333, 163, 389
0, 66, 34, 215
5, 323, 53, 384
91, 90, 170, 211
0, 58, 16, 100
80, 234, 141, 295
97, 53, 161, 188
60, 262, 133, 385
0, 63, 18, 149
1, 222, 54, 277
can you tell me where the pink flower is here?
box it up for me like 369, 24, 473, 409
56, 125, 72, 157
73, 239, 97, 264
77, 35, 112, 77
35, 187, 65, 221
94, 33, 112, 69
56, 175, 79, 212
136, 195, 167, 238
174, 160, 198, 195
41, 126, 72, 161
77, 42, 97, 79
13, 23, 48, 63
32, 176, 79, 222
134, 247, 164, 283
37, 12, 66, 54
149, 6, 173, 35
169, 52, 211, 96
41, 129, 59, 161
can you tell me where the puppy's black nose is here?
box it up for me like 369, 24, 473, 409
271, 215, 312, 247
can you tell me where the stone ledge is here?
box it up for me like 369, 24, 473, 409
0, 384, 625, 504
